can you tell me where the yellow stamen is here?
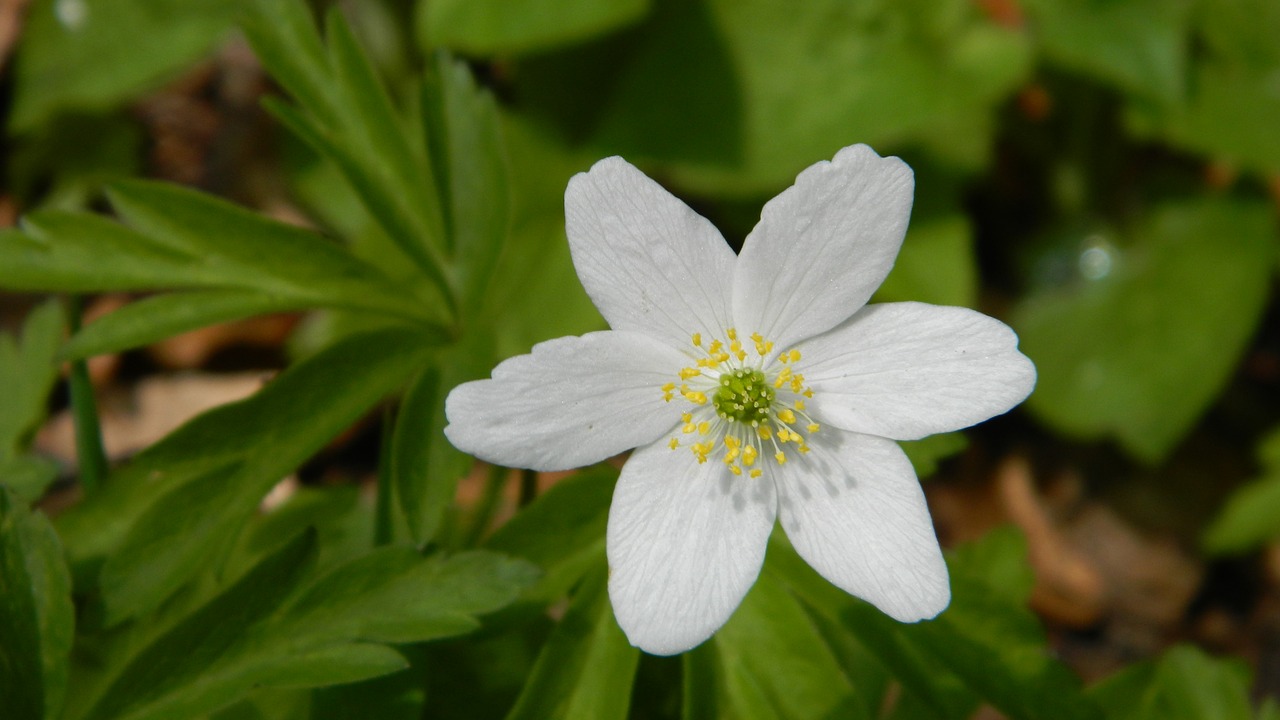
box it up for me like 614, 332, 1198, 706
777, 409, 796, 424
697, 421, 710, 435
679, 367, 701, 380
775, 451, 787, 464
749, 469, 762, 478
742, 446, 758, 466
807, 423, 820, 433
692, 333, 702, 347
668, 438, 679, 450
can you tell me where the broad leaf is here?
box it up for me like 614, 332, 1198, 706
421, 0, 650, 55
1089, 645, 1255, 720
1203, 427, 1280, 554
1014, 199, 1276, 462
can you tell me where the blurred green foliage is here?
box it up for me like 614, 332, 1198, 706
2, 0, 1279, 717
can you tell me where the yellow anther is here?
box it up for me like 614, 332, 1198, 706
774, 367, 792, 388
750, 332, 763, 342
696, 357, 714, 368
708, 340, 723, 354
697, 422, 710, 435
730, 339, 743, 354
668, 438, 679, 450
798, 444, 810, 454
727, 328, 738, 341
730, 465, 742, 476
683, 390, 708, 405
757, 426, 772, 440
775, 451, 787, 464
749, 469, 762, 478
692, 333, 702, 347
803, 389, 814, 398
735, 349, 747, 361
681, 412, 693, 423
679, 367, 701, 380
742, 446, 758, 466
723, 448, 740, 464
795, 400, 806, 411
682, 423, 696, 434
790, 349, 802, 362
807, 423, 820, 433
725, 436, 740, 450
714, 352, 730, 363
777, 409, 796, 424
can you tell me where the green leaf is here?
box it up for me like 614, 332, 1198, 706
275, 548, 539, 646
242, 0, 453, 300
256, 644, 408, 690
1014, 199, 1277, 463
0, 456, 61, 504
395, 331, 496, 545
876, 214, 978, 308
79, 529, 320, 720
423, 53, 512, 313
506, 568, 638, 720
0, 299, 63, 457
522, 0, 1030, 195
0, 487, 74, 720
700, 571, 870, 720
0, 217, 204, 292
1023, 0, 1193, 102
1203, 427, 1280, 554
391, 367, 446, 544
81, 535, 534, 720
1089, 645, 1254, 720
767, 538, 976, 720
63, 291, 306, 360
8, 0, 235, 132
104, 180, 439, 323
59, 327, 439, 619
900, 432, 968, 479
485, 466, 619, 601
771, 527, 1102, 720
421, 0, 650, 55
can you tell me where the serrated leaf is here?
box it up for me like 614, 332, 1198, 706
506, 568, 638, 720
104, 181, 438, 323
0, 217, 204, 292
485, 465, 618, 601
242, 0, 453, 297
0, 487, 74, 720
276, 547, 539, 646
423, 53, 511, 313
63, 291, 306, 360
59, 327, 439, 616
0, 299, 63, 457
1014, 199, 1276, 462
421, 0, 650, 55
79, 530, 319, 720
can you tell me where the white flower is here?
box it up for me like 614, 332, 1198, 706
445, 144, 1036, 656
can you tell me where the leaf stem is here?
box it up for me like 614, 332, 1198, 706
65, 295, 108, 494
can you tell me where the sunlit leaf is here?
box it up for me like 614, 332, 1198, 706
1014, 199, 1276, 462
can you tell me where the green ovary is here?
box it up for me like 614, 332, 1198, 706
712, 368, 775, 425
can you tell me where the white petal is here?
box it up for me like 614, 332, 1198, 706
607, 441, 777, 655
772, 432, 949, 621
565, 157, 737, 347
444, 331, 687, 472
800, 302, 1036, 441
733, 144, 914, 352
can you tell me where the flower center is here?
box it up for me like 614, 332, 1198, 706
713, 369, 774, 425
661, 328, 820, 478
